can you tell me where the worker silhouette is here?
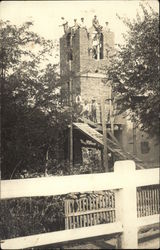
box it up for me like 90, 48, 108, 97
82, 100, 90, 119
59, 17, 69, 34
92, 15, 103, 33
91, 99, 97, 123
72, 19, 80, 36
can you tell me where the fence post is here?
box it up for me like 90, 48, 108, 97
114, 160, 138, 249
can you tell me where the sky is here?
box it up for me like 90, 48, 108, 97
0, 0, 159, 45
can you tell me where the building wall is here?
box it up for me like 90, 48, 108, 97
122, 122, 159, 168
136, 131, 159, 168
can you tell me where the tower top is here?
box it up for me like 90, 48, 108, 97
59, 15, 110, 35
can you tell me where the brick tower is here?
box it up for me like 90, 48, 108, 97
60, 23, 114, 106
60, 20, 125, 169
59, 19, 159, 170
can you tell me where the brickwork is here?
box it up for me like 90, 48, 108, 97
80, 75, 110, 102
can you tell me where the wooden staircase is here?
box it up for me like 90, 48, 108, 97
73, 121, 144, 169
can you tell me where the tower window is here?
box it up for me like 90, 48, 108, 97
92, 32, 104, 60
66, 33, 71, 47
141, 141, 150, 154
67, 48, 73, 61
100, 33, 103, 59
67, 81, 70, 105
66, 33, 73, 61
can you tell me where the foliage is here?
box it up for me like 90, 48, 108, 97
0, 20, 104, 240
106, 4, 159, 136
0, 158, 101, 241
0, 196, 64, 240
0, 20, 70, 179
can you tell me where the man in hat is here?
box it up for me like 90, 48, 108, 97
59, 17, 69, 34
80, 17, 89, 37
72, 19, 80, 33
82, 100, 90, 119
92, 15, 102, 33
80, 17, 86, 28
105, 21, 110, 32
91, 99, 97, 123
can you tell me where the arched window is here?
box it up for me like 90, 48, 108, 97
100, 33, 103, 59
66, 33, 73, 61
92, 32, 104, 60
67, 81, 70, 105
67, 48, 73, 61
66, 33, 71, 47
141, 141, 150, 154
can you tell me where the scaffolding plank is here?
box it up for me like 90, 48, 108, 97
74, 123, 103, 145
73, 122, 144, 169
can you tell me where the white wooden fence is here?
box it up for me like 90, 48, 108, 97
1, 160, 159, 249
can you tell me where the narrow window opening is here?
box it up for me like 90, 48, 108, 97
92, 32, 104, 60
66, 33, 73, 61
100, 33, 103, 59
67, 82, 70, 105
66, 33, 71, 47
67, 48, 73, 61
141, 141, 150, 154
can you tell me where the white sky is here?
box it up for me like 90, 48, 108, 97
0, 0, 158, 45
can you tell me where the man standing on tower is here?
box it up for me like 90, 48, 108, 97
80, 17, 86, 28
72, 19, 80, 35
80, 17, 89, 37
59, 17, 69, 34
92, 15, 102, 33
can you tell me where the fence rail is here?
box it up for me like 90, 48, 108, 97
1, 160, 159, 249
1, 222, 123, 250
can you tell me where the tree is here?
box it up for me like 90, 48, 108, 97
0, 20, 69, 179
106, 4, 159, 136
